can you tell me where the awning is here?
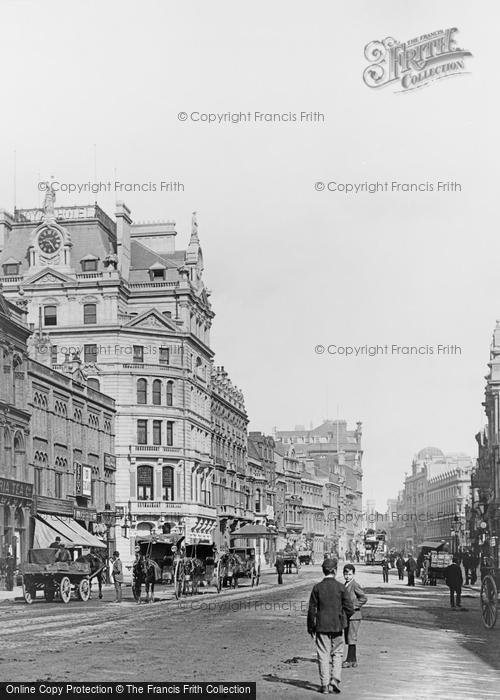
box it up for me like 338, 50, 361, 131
230, 524, 273, 538
37, 514, 105, 548
419, 541, 445, 550
33, 518, 69, 548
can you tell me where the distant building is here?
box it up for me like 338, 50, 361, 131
388, 447, 474, 553
275, 419, 363, 556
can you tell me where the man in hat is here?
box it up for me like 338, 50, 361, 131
49, 536, 61, 548
445, 556, 464, 609
111, 551, 123, 602
307, 557, 354, 694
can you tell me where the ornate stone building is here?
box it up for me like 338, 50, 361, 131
0, 191, 216, 565
0, 294, 31, 567
275, 420, 363, 556
210, 365, 252, 548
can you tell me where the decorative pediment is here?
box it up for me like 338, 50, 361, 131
126, 308, 177, 331
24, 269, 73, 286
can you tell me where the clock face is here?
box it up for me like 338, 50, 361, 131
38, 227, 62, 254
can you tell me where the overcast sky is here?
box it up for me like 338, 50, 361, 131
0, 1, 496, 510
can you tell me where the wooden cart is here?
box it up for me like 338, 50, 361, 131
18, 548, 102, 604
480, 556, 499, 629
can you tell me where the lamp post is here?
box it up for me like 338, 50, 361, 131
100, 503, 119, 584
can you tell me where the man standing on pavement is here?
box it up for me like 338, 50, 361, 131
275, 555, 285, 585
111, 551, 123, 603
307, 557, 354, 694
396, 554, 405, 581
381, 557, 389, 583
405, 554, 417, 586
445, 556, 463, 609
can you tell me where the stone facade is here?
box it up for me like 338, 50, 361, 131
275, 420, 363, 557
0, 197, 214, 565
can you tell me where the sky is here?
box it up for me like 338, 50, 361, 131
0, 1, 496, 510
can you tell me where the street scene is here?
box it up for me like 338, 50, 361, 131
1, 563, 499, 699
0, 2, 499, 699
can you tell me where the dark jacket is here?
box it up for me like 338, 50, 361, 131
307, 576, 354, 635
344, 579, 367, 621
112, 557, 124, 583
275, 559, 285, 574
445, 563, 463, 588
396, 557, 405, 571
405, 557, 417, 573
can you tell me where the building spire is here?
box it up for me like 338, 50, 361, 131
190, 211, 199, 244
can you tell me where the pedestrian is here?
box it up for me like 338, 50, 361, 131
396, 554, 405, 581
275, 556, 284, 585
49, 536, 61, 549
342, 564, 367, 669
381, 557, 389, 583
307, 557, 354, 694
470, 553, 479, 585
405, 554, 417, 586
445, 556, 464, 609
111, 551, 123, 603
5, 554, 15, 591
55, 542, 72, 563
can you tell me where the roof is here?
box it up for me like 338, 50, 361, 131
419, 541, 446, 550
230, 524, 273, 538
416, 446, 444, 460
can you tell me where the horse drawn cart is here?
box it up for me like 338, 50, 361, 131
173, 542, 219, 598
277, 547, 300, 574
19, 548, 106, 604
480, 555, 499, 629
217, 547, 260, 590
298, 548, 314, 565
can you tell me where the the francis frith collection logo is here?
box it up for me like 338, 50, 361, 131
363, 28, 472, 92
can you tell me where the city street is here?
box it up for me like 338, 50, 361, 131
1, 565, 499, 699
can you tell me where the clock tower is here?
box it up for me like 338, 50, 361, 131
27, 183, 73, 272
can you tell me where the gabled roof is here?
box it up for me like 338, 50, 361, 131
1, 256, 20, 265
24, 268, 75, 285
125, 308, 178, 332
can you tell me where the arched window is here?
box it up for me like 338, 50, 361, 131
137, 378, 147, 404
13, 432, 25, 470
87, 378, 100, 392
255, 488, 261, 513
137, 465, 154, 500
162, 466, 174, 501
152, 380, 161, 406
4, 428, 12, 470
166, 381, 173, 407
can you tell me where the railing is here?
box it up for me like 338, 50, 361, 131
0, 275, 23, 283
129, 282, 179, 289
129, 500, 216, 518
131, 444, 181, 453
76, 272, 104, 280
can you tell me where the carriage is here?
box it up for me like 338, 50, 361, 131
298, 549, 314, 565
217, 547, 260, 590
173, 542, 219, 598
277, 547, 300, 574
417, 542, 452, 586
18, 548, 106, 604
480, 555, 499, 629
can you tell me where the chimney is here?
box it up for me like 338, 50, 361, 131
0, 209, 13, 256
115, 202, 132, 281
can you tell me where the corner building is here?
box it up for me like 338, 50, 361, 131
0, 193, 215, 565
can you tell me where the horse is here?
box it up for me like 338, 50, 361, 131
219, 553, 242, 588
75, 550, 107, 599
182, 557, 204, 595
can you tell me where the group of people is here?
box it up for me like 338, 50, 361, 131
379, 553, 418, 585
307, 559, 367, 694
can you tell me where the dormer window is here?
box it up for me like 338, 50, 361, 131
2, 259, 20, 276
80, 255, 99, 272
148, 262, 166, 281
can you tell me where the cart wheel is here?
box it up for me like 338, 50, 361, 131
174, 561, 183, 599
481, 575, 498, 629
23, 582, 35, 604
78, 578, 90, 602
44, 584, 55, 602
60, 576, 71, 604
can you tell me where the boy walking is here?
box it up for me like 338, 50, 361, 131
342, 564, 367, 668
307, 557, 354, 694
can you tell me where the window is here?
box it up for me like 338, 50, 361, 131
166, 421, 174, 446
163, 311, 172, 318
87, 378, 100, 391
166, 381, 173, 407
50, 346, 58, 364
151, 268, 165, 280
152, 380, 161, 405
44, 305, 57, 326
137, 465, 153, 500
83, 303, 97, 324
153, 420, 162, 445
81, 259, 98, 272
255, 488, 261, 513
133, 345, 144, 363
162, 466, 174, 501
137, 378, 147, 404
137, 420, 148, 445
84, 344, 97, 363
159, 347, 170, 364
55, 472, 62, 499
35, 468, 42, 495
3, 263, 19, 276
